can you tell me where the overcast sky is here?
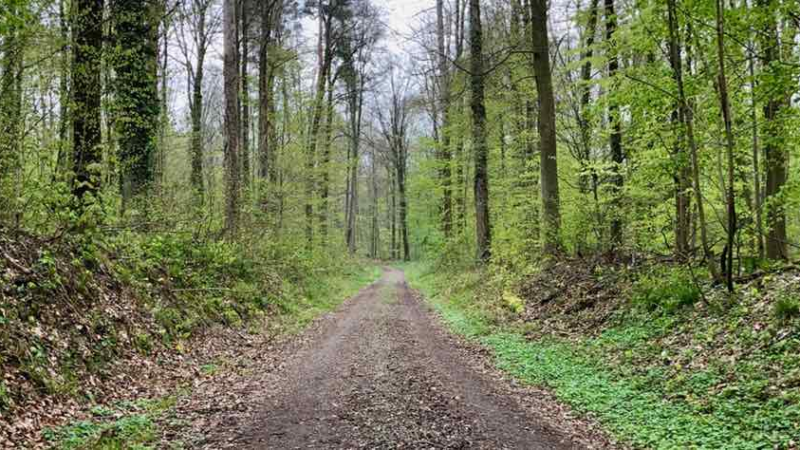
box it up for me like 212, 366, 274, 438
382, 0, 435, 50
298, 0, 435, 56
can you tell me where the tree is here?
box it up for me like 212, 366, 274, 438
604, 0, 623, 247
436, 0, 453, 239
114, 0, 162, 210
336, 0, 382, 254
223, 0, 241, 236
0, 1, 26, 220
72, 0, 104, 206
240, 0, 252, 190
665, 0, 690, 260
530, 0, 560, 255
257, 0, 282, 206
667, 0, 718, 280
176, 0, 219, 205
714, 0, 736, 291
758, 0, 788, 260
470, 0, 491, 262
377, 68, 412, 262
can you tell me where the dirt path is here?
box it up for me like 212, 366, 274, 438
171, 268, 612, 449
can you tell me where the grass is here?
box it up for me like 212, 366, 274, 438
403, 261, 800, 450
44, 397, 176, 450
274, 263, 382, 334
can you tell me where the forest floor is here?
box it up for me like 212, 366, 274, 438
161, 267, 612, 449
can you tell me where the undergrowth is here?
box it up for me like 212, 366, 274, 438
403, 261, 800, 449
0, 226, 379, 418
44, 396, 176, 450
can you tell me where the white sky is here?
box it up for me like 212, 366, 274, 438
381, 0, 435, 50
298, 0, 435, 55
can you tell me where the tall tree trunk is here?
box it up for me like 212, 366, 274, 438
258, 0, 280, 209
345, 68, 364, 255
470, 0, 491, 262
72, 0, 104, 206
223, 0, 241, 237
748, 44, 765, 259
578, 0, 599, 165
436, 0, 453, 239
604, 0, 623, 247
714, 0, 736, 291
56, 0, 71, 176
241, 1, 251, 190
389, 166, 397, 259
759, 0, 788, 260
666, 0, 690, 259
307, 11, 334, 249
579, 0, 601, 249
189, 2, 208, 205
320, 73, 334, 244
157, 11, 169, 193
399, 158, 410, 261
667, 0, 718, 280
115, 0, 161, 210
530, 0, 560, 255
370, 148, 379, 258
0, 7, 24, 219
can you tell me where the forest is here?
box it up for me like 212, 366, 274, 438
1, 0, 800, 448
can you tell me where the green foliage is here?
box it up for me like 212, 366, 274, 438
405, 262, 800, 449
632, 267, 702, 314
773, 294, 800, 322
0, 381, 10, 411
45, 396, 176, 449
46, 415, 155, 450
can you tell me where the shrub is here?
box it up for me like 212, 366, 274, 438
632, 267, 702, 314
773, 294, 800, 322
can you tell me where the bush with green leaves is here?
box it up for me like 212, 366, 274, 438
631, 266, 702, 314
773, 293, 800, 322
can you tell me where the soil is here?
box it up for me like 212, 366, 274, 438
166, 268, 615, 449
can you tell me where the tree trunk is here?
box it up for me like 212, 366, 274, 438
578, 0, 599, 164
667, 0, 718, 280
759, 0, 788, 260
258, 0, 279, 208
666, 0, 690, 259
307, 12, 333, 249
157, 11, 169, 193
436, 0, 453, 239
72, 0, 104, 205
0, 7, 24, 219
470, 0, 491, 262
115, 0, 161, 209
530, 0, 560, 256
399, 160, 410, 261
241, 1, 251, 190
389, 166, 397, 259
223, 0, 241, 237
56, 0, 71, 176
714, 0, 736, 291
345, 72, 364, 255
748, 44, 765, 259
320, 73, 334, 244
189, 2, 208, 204
604, 0, 624, 247
370, 147, 379, 258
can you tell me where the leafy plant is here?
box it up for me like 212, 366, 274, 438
632, 267, 702, 314
773, 294, 800, 322
0, 380, 10, 411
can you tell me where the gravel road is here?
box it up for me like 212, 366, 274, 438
177, 268, 613, 449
